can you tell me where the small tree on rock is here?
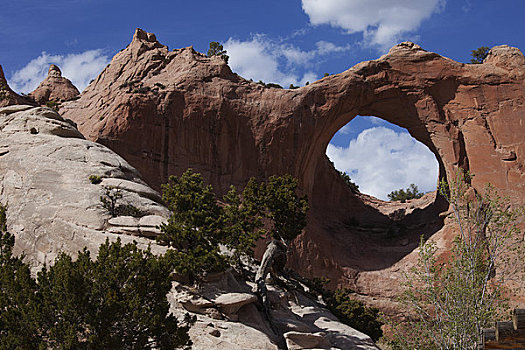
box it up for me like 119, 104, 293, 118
254, 175, 308, 310
470, 46, 490, 64
207, 41, 229, 63
157, 169, 227, 284
388, 183, 423, 202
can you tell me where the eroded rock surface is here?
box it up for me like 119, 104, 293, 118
0, 105, 169, 268
29, 64, 80, 105
0, 65, 36, 108
169, 270, 379, 350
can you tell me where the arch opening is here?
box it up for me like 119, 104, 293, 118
326, 115, 439, 201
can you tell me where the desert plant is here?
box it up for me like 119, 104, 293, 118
387, 183, 423, 202
45, 100, 60, 111
470, 46, 490, 64
100, 185, 123, 217
338, 170, 359, 193
387, 171, 524, 349
326, 289, 383, 342
207, 41, 229, 63
157, 169, 227, 283
89, 175, 102, 184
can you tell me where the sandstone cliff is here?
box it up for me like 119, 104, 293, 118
29, 64, 80, 105
58, 29, 525, 309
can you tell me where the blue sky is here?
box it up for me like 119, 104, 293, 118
1, 0, 524, 199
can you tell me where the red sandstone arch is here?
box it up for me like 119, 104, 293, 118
58, 30, 525, 300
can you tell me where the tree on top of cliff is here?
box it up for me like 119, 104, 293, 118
470, 46, 490, 64
207, 41, 229, 63
387, 184, 423, 202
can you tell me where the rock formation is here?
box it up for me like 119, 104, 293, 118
58, 29, 525, 310
0, 105, 379, 349
0, 65, 35, 107
0, 105, 169, 268
29, 64, 80, 105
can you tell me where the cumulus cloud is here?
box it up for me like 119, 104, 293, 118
224, 35, 349, 88
9, 50, 110, 94
302, 0, 446, 50
326, 126, 439, 200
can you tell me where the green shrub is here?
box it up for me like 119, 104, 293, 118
132, 86, 150, 94
45, 100, 60, 111
1, 205, 192, 349
470, 46, 490, 64
338, 170, 359, 193
387, 184, 423, 202
157, 169, 228, 283
207, 41, 229, 63
326, 289, 383, 342
89, 175, 102, 184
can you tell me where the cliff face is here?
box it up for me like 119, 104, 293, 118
0, 65, 36, 107
29, 64, 80, 104
58, 29, 525, 303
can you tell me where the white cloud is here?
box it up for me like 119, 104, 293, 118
224, 35, 349, 88
9, 50, 110, 94
302, 0, 445, 50
326, 126, 439, 200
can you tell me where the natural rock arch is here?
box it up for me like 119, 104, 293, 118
58, 30, 525, 294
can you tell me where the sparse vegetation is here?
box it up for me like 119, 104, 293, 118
99, 185, 145, 218
470, 46, 490, 64
88, 175, 102, 184
387, 183, 423, 202
301, 277, 383, 342
257, 80, 283, 89
45, 100, 60, 111
386, 171, 525, 349
132, 86, 151, 94
338, 170, 359, 193
326, 289, 383, 342
100, 185, 123, 217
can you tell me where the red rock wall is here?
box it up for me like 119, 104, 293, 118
60, 30, 525, 301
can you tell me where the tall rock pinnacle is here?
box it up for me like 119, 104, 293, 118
29, 64, 80, 105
